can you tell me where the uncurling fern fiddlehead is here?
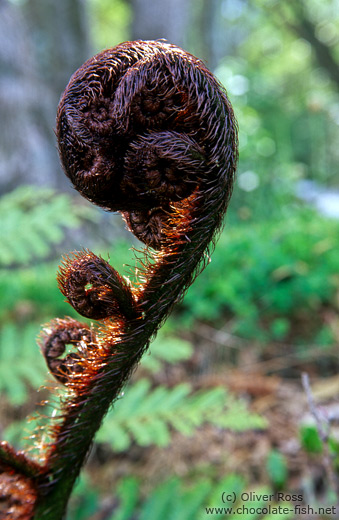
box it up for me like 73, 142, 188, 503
0, 40, 238, 519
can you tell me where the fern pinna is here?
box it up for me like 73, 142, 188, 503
0, 40, 238, 519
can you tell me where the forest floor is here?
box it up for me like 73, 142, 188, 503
1, 320, 338, 519
82, 322, 339, 519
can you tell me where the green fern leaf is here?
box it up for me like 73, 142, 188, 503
141, 331, 193, 372
203, 473, 246, 508
97, 422, 131, 452
171, 479, 212, 520
111, 379, 150, 418
0, 323, 45, 404
97, 379, 266, 452
112, 477, 139, 520
138, 478, 179, 520
106, 474, 294, 520
0, 186, 98, 267
0, 366, 27, 405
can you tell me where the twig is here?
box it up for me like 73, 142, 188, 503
302, 372, 339, 499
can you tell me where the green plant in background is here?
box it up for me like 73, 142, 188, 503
300, 424, 324, 455
215, 0, 339, 212
300, 422, 339, 466
65, 332, 265, 518
87, 0, 131, 51
0, 185, 97, 267
96, 329, 265, 452
0, 323, 46, 406
3, 324, 265, 455
98, 379, 264, 452
68, 472, 295, 520
179, 206, 339, 345
0, 186, 99, 406
266, 449, 288, 490
0, 185, 100, 325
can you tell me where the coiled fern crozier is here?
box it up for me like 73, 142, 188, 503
0, 40, 238, 519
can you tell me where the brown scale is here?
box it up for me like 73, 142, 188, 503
81, 96, 116, 135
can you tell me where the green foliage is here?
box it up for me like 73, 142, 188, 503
87, 0, 131, 52
97, 321, 265, 453
0, 261, 72, 324
217, 0, 338, 198
300, 422, 339, 480
69, 474, 294, 520
0, 322, 46, 405
0, 186, 101, 406
300, 424, 323, 454
0, 186, 97, 267
67, 475, 99, 520
96, 378, 265, 452
266, 450, 288, 489
109, 477, 139, 520
140, 328, 193, 373
138, 477, 211, 520
179, 207, 339, 343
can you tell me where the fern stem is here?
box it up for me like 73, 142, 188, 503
0, 40, 238, 519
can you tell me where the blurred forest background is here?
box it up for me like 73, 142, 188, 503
0, 0, 339, 518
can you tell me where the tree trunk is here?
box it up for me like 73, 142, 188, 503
129, 0, 192, 49
0, 0, 90, 193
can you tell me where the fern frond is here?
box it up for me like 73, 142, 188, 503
0, 322, 46, 404
138, 478, 180, 520
96, 379, 266, 452
0, 186, 98, 267
141, 330, 193, 372
111, 477, 139, 520
111, 475, 293, 520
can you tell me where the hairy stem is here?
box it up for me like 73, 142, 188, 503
0, 40, 237, 519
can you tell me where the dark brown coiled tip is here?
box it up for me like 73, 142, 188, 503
121, 131, 206, 205
56, 40, 238, 249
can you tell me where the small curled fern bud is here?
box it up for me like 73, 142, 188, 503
0, 442, 41, 520
57, 251, 139, 320
1, 40, 238, 519
39, 318, 95, 384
